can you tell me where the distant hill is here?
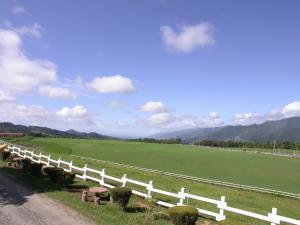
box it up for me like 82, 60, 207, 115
152, 117, 300, 143
0, 122, 113, 139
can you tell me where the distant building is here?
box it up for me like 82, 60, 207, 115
0, 133, 25, 137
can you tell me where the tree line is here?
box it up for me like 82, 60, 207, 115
129, 138, 182, 144
194, 140, 300, 150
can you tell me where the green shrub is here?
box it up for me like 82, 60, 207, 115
20, 159, 31, 169
57, 171, 76, 186
168, 206, 198, 225
44, 167, 64, 182
1, 151, 10, 160
28, 163, 43, 176
111, 187, 132, 209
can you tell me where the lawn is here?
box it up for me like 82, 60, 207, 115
13, 137, 300, 194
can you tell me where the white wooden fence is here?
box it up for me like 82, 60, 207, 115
2, 143, 300, 225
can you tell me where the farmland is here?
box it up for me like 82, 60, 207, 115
10, 137, 300, 194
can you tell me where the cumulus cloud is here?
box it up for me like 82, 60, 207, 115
14, 23, 43, 39
38, 85, 77, 99
234, 113, 264, 125
56, 105, 88, 119
149, 112, 172, 124
282, 101, 300, 116
146, 112, 223, 130
234, 101, 300, 125
0, 90, 15, 102
0, 29, 57, 97
140, 101, 167, 113
160, 22, 214, 53
0, 102, 50, 125
12, 5, 27, 15
87, 75, 134, 94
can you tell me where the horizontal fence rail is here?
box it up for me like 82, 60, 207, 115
70, 154, 300, 199
1, 141, 300, 225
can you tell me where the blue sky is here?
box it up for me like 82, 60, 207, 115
0, 0, 300, 137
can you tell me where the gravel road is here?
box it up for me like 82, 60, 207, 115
0, 170, 97, 225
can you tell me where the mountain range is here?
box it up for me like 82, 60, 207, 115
152, 117, 300, 143
0, 122, 113, 139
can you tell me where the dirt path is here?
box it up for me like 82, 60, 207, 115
0, 170, 97, 225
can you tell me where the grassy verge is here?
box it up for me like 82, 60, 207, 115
0, 160, 173, 225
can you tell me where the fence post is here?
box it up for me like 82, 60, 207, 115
122, 174, 127, 187
216, 196, 227, 221
100, 168, 105, 185
268, 208, 280, 225
177, 187, 186, 206
83, 164, 87, 180
147, 181, 153, 199
69, 161, 73, 172
31, 151, 34, 160
38, 153, 42, 163
57, 157, 61, 168
47, 155, 51, 166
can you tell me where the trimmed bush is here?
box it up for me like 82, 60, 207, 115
20, 159, 31, 169
111, 187, 132, 209
28, 163, 43, 176
168, 206, 198, 225
57, 171, 76, 186
1, 151, 11, 160
43, 167, 64, 182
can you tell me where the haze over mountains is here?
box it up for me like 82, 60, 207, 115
153, 117, 300, 143
0, 122, 112, 139
1, 117, 300, 142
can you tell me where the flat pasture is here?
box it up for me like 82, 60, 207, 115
15, 137, 300, 194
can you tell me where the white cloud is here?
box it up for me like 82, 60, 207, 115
14, 23, 42, 39
87, 75, 134, 93
56, 105, 88, 119
160, 22, 214, 53
282, 101, 300, 116
0, 29, 57, 96
12, 5, 27, 15
107, 101, 123, 108
234, 101, 300, 125
0, 102, 50, 125
38, 85, 77, 99
146, 112, 223, 130
149, 112, 172, 124
234, 113, 264, 125
0, 90, 15, 102
140, 101, 167, 113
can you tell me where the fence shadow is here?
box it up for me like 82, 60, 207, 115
0, 166, 63, 206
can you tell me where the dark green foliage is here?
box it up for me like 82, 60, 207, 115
44, 167, 64, 182
1, 151, 10, 160
28, 163, 43, 175
129, 138, 182, 144
168, 206, 198, 225
20, 158, 31, 169
194, 140, 300, 150
111, 187, 132, 208
57, 171, 76, 186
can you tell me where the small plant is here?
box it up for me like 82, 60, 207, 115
168, 206, 198, 225
1, 151, 11, 160
20, 158, 31, 169
28, 163, 43, 176
57, 171, 76, 186
111, 187, 132, 209
43, 167, 64, 182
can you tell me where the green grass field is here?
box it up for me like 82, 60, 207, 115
9, 137, 300, 194
2, 137, 300, 225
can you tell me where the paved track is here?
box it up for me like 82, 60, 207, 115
0, 170, 96, 225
